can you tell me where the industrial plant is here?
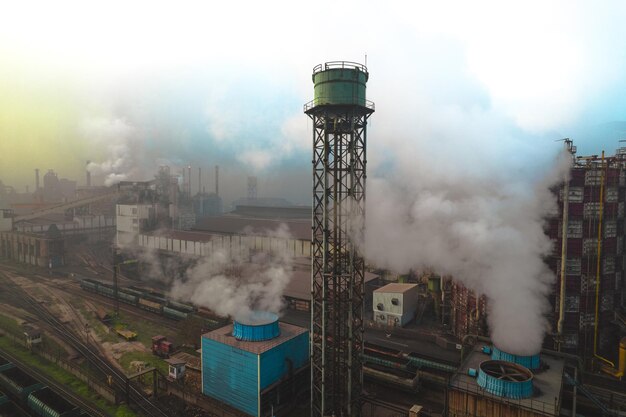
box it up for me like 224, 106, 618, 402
0, 60, 624, 417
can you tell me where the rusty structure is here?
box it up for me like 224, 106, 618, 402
548, 143, 626, 366
305, 61, 374, 417
450, 281, 488, 340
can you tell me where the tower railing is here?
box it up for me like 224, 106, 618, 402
303, 98, 375, 112
312, 61, 368, 75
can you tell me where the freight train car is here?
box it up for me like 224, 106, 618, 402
163, 306, 188, 321
80, 279, 203, 322
138, 298, 162, 314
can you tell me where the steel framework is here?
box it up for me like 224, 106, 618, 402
306, 102, 373, 416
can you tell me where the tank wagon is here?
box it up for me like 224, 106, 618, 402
0, 358, 88, 417
80, 278, 207, 322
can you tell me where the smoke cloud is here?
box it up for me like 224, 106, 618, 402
363, 149, 571, 355
82, 117, 137, 186
169, 225, 294, 321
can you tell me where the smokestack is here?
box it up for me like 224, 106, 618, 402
198, 167, 202, 195
86, 160, 92, 187
188, 165, 192, 197
215, 165, 219, 197
198, 167, 203, 215
35, 169, 40, 191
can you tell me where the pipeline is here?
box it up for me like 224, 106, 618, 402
557, 141, 571, 350
593, 151, 615, 369
362, 354, 450, 386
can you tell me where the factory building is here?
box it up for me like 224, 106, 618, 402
0, 224, 65, 267
547, 149, 626, 362
116, 203, 156, 247
201, 312, 309, 417
373, 283, 419, 327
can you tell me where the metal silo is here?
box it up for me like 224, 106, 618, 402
304, 61, 374, 417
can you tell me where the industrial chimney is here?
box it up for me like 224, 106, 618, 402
86, 160, 92, 187
215, 165, 219, 197
35, 168, 40, 191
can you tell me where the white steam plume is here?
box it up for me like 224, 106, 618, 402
169, 225, 294, 321
363, 150, 571, 355
82, 117, 137, 186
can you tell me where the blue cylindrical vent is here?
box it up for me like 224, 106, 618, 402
481, 346, 492, 355
477, 360, 534, 399
232, 311, 280, 342
491, 346, 540, 370
468, 368, 478, 377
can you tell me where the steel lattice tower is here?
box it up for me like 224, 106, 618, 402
304, 61, 374, 417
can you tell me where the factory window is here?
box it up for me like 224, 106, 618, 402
616, 272, 622, 291
558, 258, 581, 275
377, 303, 384, 311
620, 203, 625, 217
132, 207, 137, 215
391, 298, 400, 306
618, 237, 623, 255
583, 203, 601, 219
564, 295, 579, 312
583, 239, 598, 256
579, 313, 595, 328
605, 187, 618, 203
621, 171, 626, 186
604, 220, 617, 238
564, 220, 583, 238
585, 170, 602, 186
560, 187, 583, 203
603, 256, 615, 275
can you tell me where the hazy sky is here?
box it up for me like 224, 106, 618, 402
1, 0, 625, 203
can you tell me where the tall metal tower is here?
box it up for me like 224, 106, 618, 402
304, 61, 374, 417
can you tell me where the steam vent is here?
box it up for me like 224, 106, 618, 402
201, 312, 308, 417
448, 344, 565, 417
232, 311, 280, 341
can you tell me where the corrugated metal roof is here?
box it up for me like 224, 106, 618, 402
194, 216, 310, 240
202, 321, 308, 354
373, 283, 418, 294
284, 261, 379, 300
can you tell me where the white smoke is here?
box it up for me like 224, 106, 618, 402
363, 149, 571, 355
169, 225, 294, 321
82, 117, 137, 186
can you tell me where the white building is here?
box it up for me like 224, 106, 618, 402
373, 283, 419, 327
116, 204, 155, 247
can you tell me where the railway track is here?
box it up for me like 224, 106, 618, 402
0, 347, 111, 417
52, 280, 182, 333
0, 270, 169, 417
0, 261, 182, 334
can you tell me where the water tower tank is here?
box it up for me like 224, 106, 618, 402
232, 311, 280, 342
311, 61, 369, 108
